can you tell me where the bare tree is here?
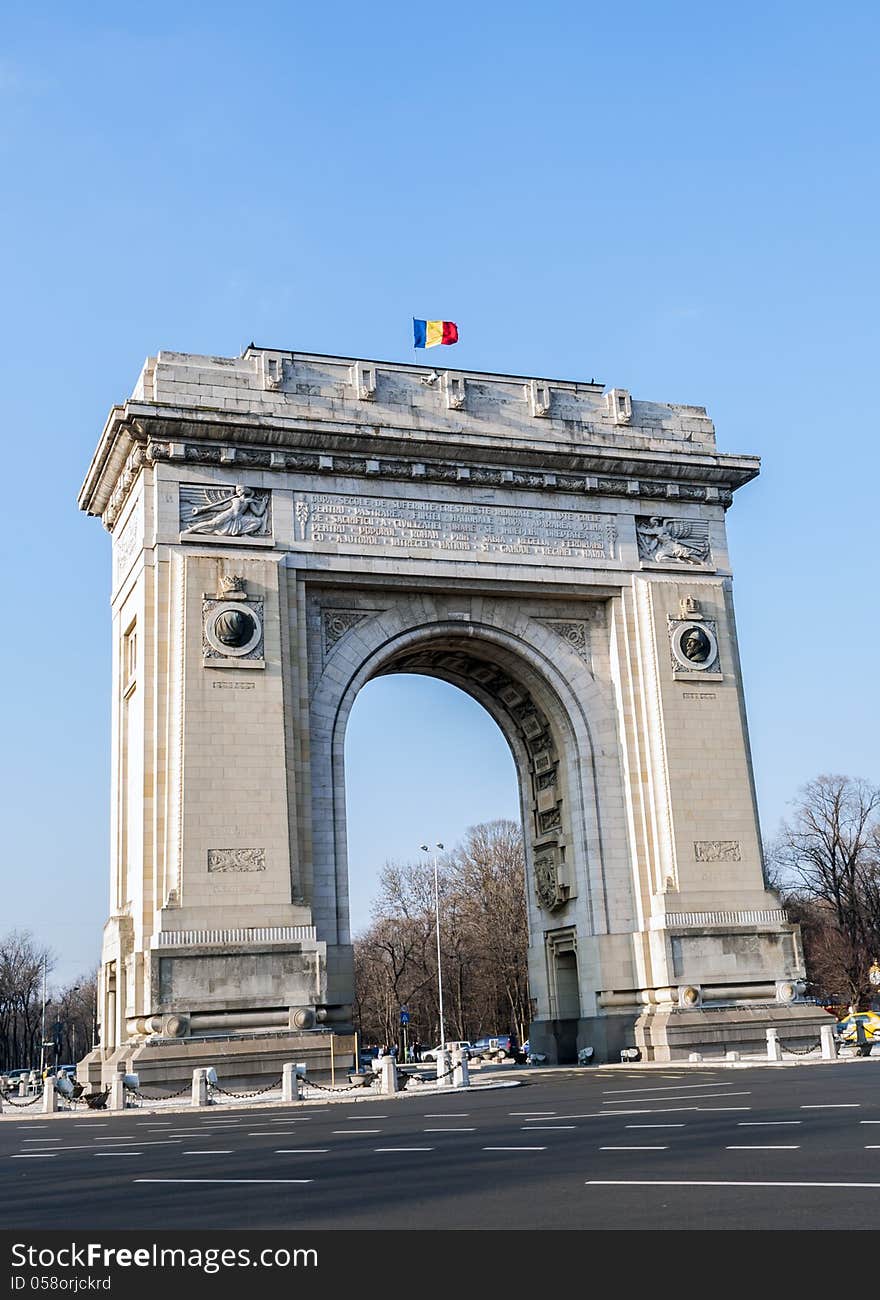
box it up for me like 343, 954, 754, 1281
0, 932, 55, 1072
353, 820, 530, 1050
770, 775, 880, 1003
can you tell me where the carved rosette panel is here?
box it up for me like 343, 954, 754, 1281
694, 840, 741, 862
207, 848, 267, 873
322, 609, 368, 657
538, 619, 591, 661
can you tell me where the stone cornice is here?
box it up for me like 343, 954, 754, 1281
80, 399, 759, 528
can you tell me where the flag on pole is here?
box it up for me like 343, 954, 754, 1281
413, 318, 459, 348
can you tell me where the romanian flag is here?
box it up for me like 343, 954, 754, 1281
413, 318, 459, 348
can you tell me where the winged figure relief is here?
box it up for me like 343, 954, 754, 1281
179, 484, 271, 537
636, 516, 709, 565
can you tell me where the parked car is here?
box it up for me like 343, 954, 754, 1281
471, 1034, 515, 1058
836, 1010, 880, 1056
421, 1041, 473, 1062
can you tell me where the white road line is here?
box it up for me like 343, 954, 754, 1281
860, 1121, 880, 1124
94, 1136, 157, 1142
864, 1146, 880, 1149
483, 1146, 546, 1151
425, 1113, 471, 1118
603, 1092, 751, 1104
274, 1149, 329, 1154
586, 1180, 880, 1189
10, 1154, 57, 1159
76, 1123, 108, 1128
332, 1130, 382, 1135
801, 1104, 860, 1109
374, 1147, 434, 1152
346, 1115, 389, 1119
423, 1127, 475, 1133
509, 1112, 556, 1116
738, 1121, 801, 1126
625, 1124, 685, 1129
697, 1107, 752, 1113
603, 1082, 734, 1095
725, 1146, 800, 1151
247, 1132, 298, 1137
21, 1138, 63, 1143
519, 1125, 576, 1130
94, 1152, 144, 1157
136, 1179, 313, 1185
600, 1146, 668, 1151
182, 1151, 234, 1155
15, 1139, 183, 1154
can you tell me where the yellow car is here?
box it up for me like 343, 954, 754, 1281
836, 1011, 880, 1055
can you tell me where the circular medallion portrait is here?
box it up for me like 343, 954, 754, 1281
671, 620, 718, 672
205, 602, 263, 657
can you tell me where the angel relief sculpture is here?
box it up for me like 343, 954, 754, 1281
180, 484, 271, 537
636, 516, 709, 565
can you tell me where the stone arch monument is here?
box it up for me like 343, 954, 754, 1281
78, 348, 824, 1081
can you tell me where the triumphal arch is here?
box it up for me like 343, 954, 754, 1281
78, 347, 824, 1080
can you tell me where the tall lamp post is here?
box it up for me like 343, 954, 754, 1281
421, 842, 445, 1048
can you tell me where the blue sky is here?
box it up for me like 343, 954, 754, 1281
3, 3, 877, 983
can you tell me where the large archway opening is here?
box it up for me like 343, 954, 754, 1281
327, 621, 598, 1063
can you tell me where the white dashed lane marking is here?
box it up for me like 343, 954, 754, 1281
800, 1104, 860, 1109
738, 1121, 801, 1126
136, 1179, 313, 1185
520, 1126, 576, 1131
374, 1147, 434, 1153
423, 1128, 475, 1133
725, 1146, 800, 1151
11, 1154, 58, 1159
602, 1082, 734, 1095
483, 1146, 546, 1152
274, 1149, 329, 1154
600, 1146, 668, 1152
332, 1130, 382, 1135
625, 1124, 684, 1129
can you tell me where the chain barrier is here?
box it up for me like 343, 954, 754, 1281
208, 1075, 284, 1101
779, 1039, 822, 1056
127, 1081, 193, 1103
301, 1072, 377, 1094
1, 1090, 43, 1108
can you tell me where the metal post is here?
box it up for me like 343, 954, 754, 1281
330, 1033, 335, 1085
39, 956, 47, 1076
421, 843, 446, 1050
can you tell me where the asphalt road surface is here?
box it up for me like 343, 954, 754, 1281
4, 1061, 880, 1230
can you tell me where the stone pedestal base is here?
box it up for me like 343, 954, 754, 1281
528, 1003, 831, 1064
79, 1030, 355, 1093
633, 1004, 830, 1062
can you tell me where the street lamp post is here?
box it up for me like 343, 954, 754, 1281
421, 842, 445, 1048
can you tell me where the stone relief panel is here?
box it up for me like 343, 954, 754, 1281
207, 848, 267, 873
203, 597, 264, 664
180, 484, 272, 538
694, 840, 742, 862
293, 492, 617, 564
668, 618, 720, 674
537, 619, 591, 661
534, 846, 568, 912
322, 609, 369, 657
637, 516, 710, 566
113, 498, 143, 587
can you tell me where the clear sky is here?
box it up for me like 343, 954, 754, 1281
3, 2, 878, 984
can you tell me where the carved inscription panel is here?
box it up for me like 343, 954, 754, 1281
293, 493, 617, 563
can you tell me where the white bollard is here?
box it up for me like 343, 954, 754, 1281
435, 1048, 451, 1085
42, 1078, 57, 1113
766, 1028, 782, 1062
452, 1048, 470, 1088
377, 1055, 398, 1094
18, 1079, 27, 1097
688, 1052, 702, 1062
821, 1024, 838, 1060
282, 1062, 303, 1102
109, 1070, 126, 1111
191, 1068, 208, 1107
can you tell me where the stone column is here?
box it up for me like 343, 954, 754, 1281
452, 1048, 470, 1088
41, 1078, 57, 1113
766, 1028, 782, 1061
191, 1068, 208, 1107
820, 1024, 837, 1060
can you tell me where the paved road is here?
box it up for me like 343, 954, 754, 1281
4, 1062, 880, 1230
